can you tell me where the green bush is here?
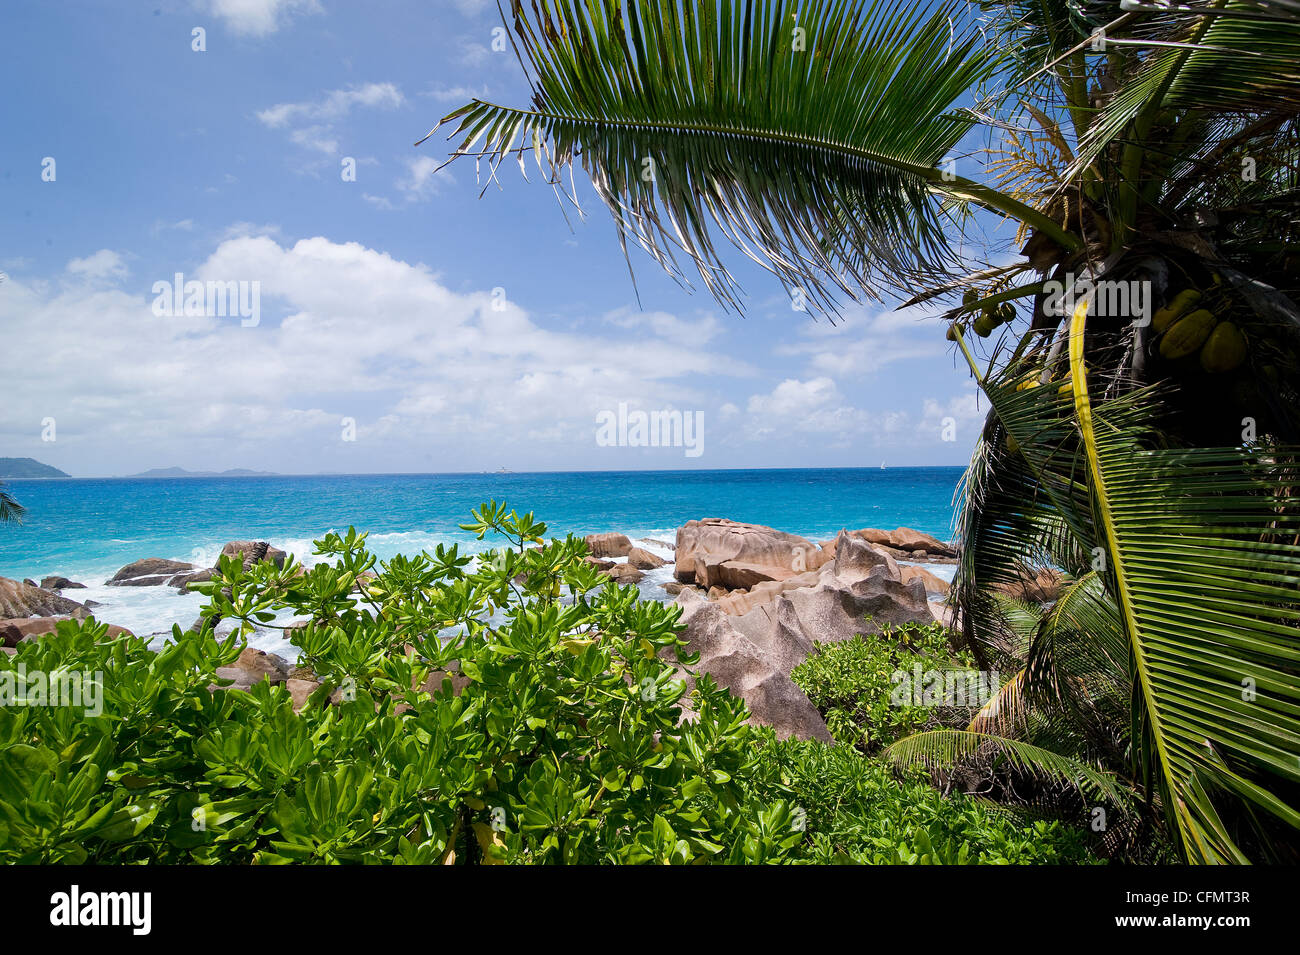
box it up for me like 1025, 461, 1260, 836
750, 737, 1100, 864
0, 503, 811, 864
0, 503, 1100, 864
791, 621, 977, 752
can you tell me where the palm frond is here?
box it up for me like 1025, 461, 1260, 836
0, 485, 23, 524
1068, 300, 1300, 863
886, 728, 1134, 808
1071, 0, 1300, 177
426, 0, 1081, 314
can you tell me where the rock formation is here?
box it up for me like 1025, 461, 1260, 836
585, 532, 633, 558
0, 576, 92, 618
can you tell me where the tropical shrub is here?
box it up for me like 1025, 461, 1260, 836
792, 622, 976, 752
750, 738, 1100, 865
0, 504, 807, 864
0, 503, 1102, 864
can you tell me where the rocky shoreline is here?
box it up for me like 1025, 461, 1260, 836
1, 519, 1061, 740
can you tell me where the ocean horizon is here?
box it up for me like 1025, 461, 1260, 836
0, 467, 964, 650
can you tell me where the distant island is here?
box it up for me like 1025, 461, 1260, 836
129, 467, 279, 478
0, 457, 70, 478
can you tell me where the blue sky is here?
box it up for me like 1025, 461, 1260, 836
0, 0, 1007, 477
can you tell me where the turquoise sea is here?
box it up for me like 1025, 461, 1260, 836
0, 468, 964, 651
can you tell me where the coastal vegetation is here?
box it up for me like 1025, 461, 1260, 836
0, 507, 1095, 864
792, 622, 978, 754
428, 0, 1300, 863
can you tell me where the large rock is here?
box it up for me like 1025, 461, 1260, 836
674, 519, 830, 589
604, 563, 644, 585
169, 567, 215, 591
213, 646, 291, 691
285, 678, 321, 712
107, 558, 195, 586
39, 576, 86, 591
219, 541, 287, 570
626, 546, 668, 570
673, 589, 831, 742
0, 577, 91, 618
728, 533, 934, 674
900, 565, 951, 596
852, 527, 957, 558
714, 569, 824, 616
0, 616, 132, 648
585, 532, 633, 558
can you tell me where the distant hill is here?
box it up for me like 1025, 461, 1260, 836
130, 467, 278, 478
0, 457, 70, 478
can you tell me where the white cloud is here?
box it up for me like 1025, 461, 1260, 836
744, 377, 867, 438
736, 376, 979, 451
257, 83, 404, 129
919, 390, 986, 445
602, 307, 724, 344
257, 83, 404, 157
458, 37, 491, 66
0, 235, 754, 474
203, 0, 322, 37
289, 125, 339, 154
220, 222, 283, 241
396, 156, 452, 202
66, 250, 129, 282
422, 83, 489, 103
777, 302, 946, 375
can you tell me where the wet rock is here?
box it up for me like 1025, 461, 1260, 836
219, 540, 287, 570
169, 568, 215, 591
107, 558, 195, 586
585, 532, 633, 558
40, 576, 86, 591
626, 546, 668, 570
604, 563, 644, 585
0, 616, 132, 647
0, 577, 92, 618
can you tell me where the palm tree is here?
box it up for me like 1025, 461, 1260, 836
426, 0, 1300, 862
